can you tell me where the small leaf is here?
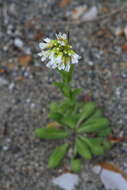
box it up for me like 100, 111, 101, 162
35, 128, 69, 139
80, 137, 104, 155
71, 88, 83, 97
49, 112, 63, 122
71, 159, 81, 172
78, 118, 109, 133
98, 128, 111, 136
85, 109, 102, 125
49, 102, 58, 112
48, 143, 69, 168
79, 102, 96, 122
53, 82, 64, 90
61, 115, 78, 128
76, 138, 92, 160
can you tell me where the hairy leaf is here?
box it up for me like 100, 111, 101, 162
79, 102, 96, 122
85, 109, 102, 124
98, 128, 112, 136
78, 118, 109, 133
48, 143, 69, 168
35, 128, 69, 139
49, 112, 63, 122
76, 138, 92, 160
80, 136, 104, 155
71, 159, 81, 172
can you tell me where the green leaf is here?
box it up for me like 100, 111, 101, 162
85, 110, 102, 125
98, 128, 112, 136
79, 102, 96, 122
71, 159, 81, 172
49, 103, 58, 112
76, 138, 92, 160
80, 137, 104, 155
49, 112, 63, 122
48, 143, 69, 168
61, 115, 78, 128
62, 85, 71, 97
35, 128, 69, 139
78, 118, 109, 133
71, 88, 83, 97
53, 82, 64, 90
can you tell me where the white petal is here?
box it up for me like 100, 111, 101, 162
41, 56, 47, 61
56, 33, 67, 40
71, 53, 80, 64
39, 42, 48, 49
38, 52, 43, 56
43, 38, 51, 43
56, 55, 62, 64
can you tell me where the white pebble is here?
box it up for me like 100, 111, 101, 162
52, 173, 79, 190
14, 38, 24, 48
0, 78, 8, 86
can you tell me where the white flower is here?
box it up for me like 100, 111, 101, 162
38, 33, 80, 72
71, 53, 81, 64
56, 33, 67, 40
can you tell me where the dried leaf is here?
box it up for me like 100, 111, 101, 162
0, 69, 6, 73
47, 121, 60, 129
59, 0, 72, 8
18, 55, 32, 67
122, 44, 127, 52
108, 136, 127, 143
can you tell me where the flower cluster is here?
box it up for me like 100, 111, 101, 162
38, 33, 80, 72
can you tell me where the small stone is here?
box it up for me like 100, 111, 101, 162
14, 38, 24, 48
81, 6, 98, 22
121, 71, 127, 79
115, 88, 121, 97
31, 103, 35, 108
88, 61, 94, 66
124, 26, 127, 39
0, 77, 8, 86
52, 173, 79, 190
115, 27, 124, 37
3, 146, 9, 151
9, 83, 15, 90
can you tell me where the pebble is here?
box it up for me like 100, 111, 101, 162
14, 38, 24, 48
3, 146, 9, 151
0, 78, 8, 86
9, 82, 15, 90
115, 88, 121, 97
52, 173, 79, 190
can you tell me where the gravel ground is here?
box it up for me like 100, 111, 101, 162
0, 0, 127, 189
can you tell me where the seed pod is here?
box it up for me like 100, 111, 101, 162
76, 138, 92, 160
35, 128, 69, 139
78, 118, 109, 133
48, 143, 69, 168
